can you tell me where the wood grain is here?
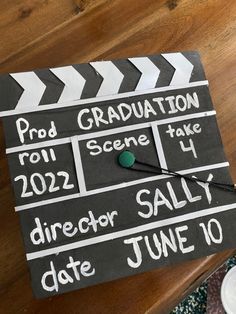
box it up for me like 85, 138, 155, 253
0, 0, 236, 313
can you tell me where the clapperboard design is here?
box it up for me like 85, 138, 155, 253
1, 51, 236, 298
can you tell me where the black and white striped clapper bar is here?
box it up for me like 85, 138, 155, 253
1, 51, 236, 298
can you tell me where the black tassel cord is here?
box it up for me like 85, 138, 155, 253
128, 160, 235, 193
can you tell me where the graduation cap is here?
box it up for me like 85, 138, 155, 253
1, 51, 236, 298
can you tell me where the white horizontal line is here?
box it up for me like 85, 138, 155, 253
26, 201, 236, 260
0, 80, 208, 117
156, 110, 216, 125
6, 110, 215, 154
15, 162, 229, 211
6, 137, 71, 154
15, 193, 80, 211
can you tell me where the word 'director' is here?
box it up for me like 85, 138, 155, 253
1, 51, 236, 298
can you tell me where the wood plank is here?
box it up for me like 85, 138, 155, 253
0, 0, 105, 66
0, 0, 167, 71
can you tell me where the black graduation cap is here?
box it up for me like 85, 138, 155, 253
1, 52, 236, 298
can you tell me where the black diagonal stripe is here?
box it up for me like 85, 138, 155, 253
149, 55, 175, 87
73, 64, 103, 99
182, 51, 206, 82
0, 74, 23, 111
113, 59, 141, 93
35, 69, 64, 105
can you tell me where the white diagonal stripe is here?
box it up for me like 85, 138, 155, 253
10, 72, 46, 108
50, 66, 86, 102
0, 81, 208, 117
162, 52, 194, 85
90, 61, 124, 96
129, 57, 160, 90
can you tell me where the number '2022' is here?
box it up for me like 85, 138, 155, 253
14, 171, 74, 198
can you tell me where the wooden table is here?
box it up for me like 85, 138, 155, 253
0, 1, 236, 313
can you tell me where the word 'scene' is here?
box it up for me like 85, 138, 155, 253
136, 174, 213, 219
77, 92, 199, 130
86, 134, 150, 156
41, 256, 95, 292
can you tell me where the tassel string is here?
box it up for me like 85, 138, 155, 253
128, 160, 235, 193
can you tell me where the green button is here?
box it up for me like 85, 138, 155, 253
118, 151, 136, 168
